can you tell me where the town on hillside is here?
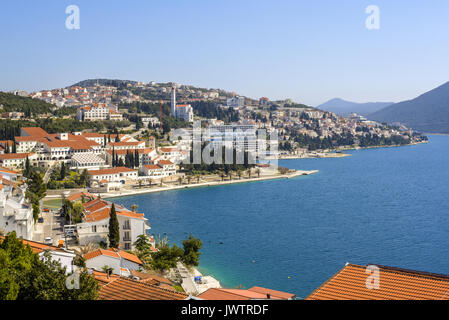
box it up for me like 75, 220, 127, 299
0, 79, 429, 301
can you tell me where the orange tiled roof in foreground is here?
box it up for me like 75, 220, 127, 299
198, 287, 296, 300
0, 236, 61, 254
98, 277, 188, 300
306, 263, 449, 300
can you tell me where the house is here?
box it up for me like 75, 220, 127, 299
76, 198, 150, 250
0, 236, 76, 274
83, 248, 143, 276
198, 287, 296, 300
306, 263, 449, 300
140, 164, 165, 178
155, 160, 177, 176
0, 179, 34, 240
106, 141, 146, 151
96, 275, 189, 300
66, 191, 97, 203
88, 167, 138, 185
0, 167, 19, 181
76, 104, 123, 121
0, 153, 37, 169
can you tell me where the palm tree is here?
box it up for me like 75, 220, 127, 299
187, 175, 192, 185
247, 169, 252, 179
196, 175, 201, 183
229, 172, 233, 180
74, 242, 98, 257
137, 179, 143, 188
160, 178, 164, 187
131, 204, 138, 212
178, 176, 183, 185
219, 172, 225, 182
237, 170, 242, 180
149, 179, 154, 188
255, 168, 261, 178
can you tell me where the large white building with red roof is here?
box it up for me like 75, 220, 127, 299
76, 103, 123, 122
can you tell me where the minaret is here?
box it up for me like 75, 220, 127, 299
171, 86, 176, 117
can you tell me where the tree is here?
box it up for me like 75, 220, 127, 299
182, 235, 202, 267
150, 244, 183, 272
108, 204, 120, 248
0, 232, 98, 300
60, 162, 66, 180
131, 204, 138, 212
24, 156, 31, 178
133, 235, 151, 253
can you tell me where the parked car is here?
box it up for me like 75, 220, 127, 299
44, 237, 53, 245
38, 217, 44, 223
43, 207, 50, 212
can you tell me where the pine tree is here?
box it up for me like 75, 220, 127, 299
5, 142, 9, 154
108, 203, 120, 248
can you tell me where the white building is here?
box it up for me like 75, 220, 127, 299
88, 167, 138, 185
0, 180, 34, 240
83, 248, 143, 276
76, 198, 151, 251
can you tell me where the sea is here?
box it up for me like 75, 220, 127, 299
114, 135, 449, 298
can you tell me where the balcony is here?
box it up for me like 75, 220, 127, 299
123, 224, 131, 230
123, 236, 131, 242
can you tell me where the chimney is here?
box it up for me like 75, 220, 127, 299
107, 268, 112, 279
266, 293, 271, 299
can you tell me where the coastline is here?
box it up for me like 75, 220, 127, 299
100, 170, 319, 200
278, 140, 429, 160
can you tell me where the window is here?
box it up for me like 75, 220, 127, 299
124, 243, 131, 250
92, 225, 97, 233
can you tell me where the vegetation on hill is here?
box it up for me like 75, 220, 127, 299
0, 91, 55, 116
368, 81, 449, 133
191, 101, 240, 123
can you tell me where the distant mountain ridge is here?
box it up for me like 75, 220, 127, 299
316, 98, 393, 117
368, 81, 449, 134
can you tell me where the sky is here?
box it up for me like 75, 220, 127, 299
1, 0, 449, 106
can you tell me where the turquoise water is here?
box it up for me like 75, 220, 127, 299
114, 135, 449, 298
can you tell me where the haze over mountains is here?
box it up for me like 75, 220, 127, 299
368, 81, 449, 134
316, 98, 393, 117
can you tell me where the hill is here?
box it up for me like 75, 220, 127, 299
0, 91, 56, 116
368, 81, 449, 133
316, 98, 393, 117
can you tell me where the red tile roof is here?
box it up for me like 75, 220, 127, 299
306, 263, 449, 300
88, 167, 137, 176
98, 277, 188, 300
83, 248, 142, 265
198, 287, 296, 300
21, 127, 49, 138
0, 153, 35, 160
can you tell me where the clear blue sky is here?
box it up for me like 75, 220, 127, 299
1, 0, 449, 106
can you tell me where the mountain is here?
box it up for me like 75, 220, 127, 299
368, 81, 449, 134
316, 98, 393, 117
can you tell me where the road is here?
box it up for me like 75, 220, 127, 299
32, 209, 63, 245
43, 163, 56, 184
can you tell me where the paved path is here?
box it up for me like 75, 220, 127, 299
177, 262, 198, 295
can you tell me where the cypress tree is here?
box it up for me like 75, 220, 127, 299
108, 203, 120, 248
134, 149, 139, 168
